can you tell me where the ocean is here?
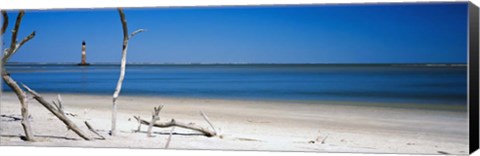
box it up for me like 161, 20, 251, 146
2, 64, 467, 106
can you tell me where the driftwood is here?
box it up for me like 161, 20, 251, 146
147, 105, 163, 137
22, 84, 92, 140
321, 135, 328, 144
52, 94, 65, 115
200, 111, 217, 135
133, 117, 216, 137
133, 106, 217, 137
84, 121, 105, 140
1, 114, 24, 121
165, 127, 175, 148
135, 117, 142, 132
1, 10, 36, 141
111, 8, 144, 136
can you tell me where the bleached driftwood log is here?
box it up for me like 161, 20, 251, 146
134, 117, 216, 137
22, 84, 92, 140
111, 8, 145, 136
133, 106, 217, 138
1, 10, 36, 141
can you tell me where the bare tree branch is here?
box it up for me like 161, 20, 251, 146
1, 10, 8, 36
135, 115, 142, 132
147, 105, 163, 137
2, 31, 35, 64
165, 127, 175, 148
84, 121, 105, 140
22, 84, 92, 140
52, 94, 65, 115
200, 111, 217, 135
129, 29, 145, 38
7, 11, 24, 54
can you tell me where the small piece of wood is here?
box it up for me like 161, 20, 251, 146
1, 114, 23, 121
321, 135, 329, 144
134, 115, 142, 132
84, 121, 105, 140
52, 94, 65, 115
165, 127, 175, 148
200, 111, 217, 135
22, 84, 92, 140
130, 29, 145, 38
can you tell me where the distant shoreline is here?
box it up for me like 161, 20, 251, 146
0, 91, 467, 111
4, 62, 468, 67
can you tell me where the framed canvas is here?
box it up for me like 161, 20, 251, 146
1, 0, 479, 155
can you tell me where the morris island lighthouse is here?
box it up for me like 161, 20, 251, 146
78, 41, 90, 66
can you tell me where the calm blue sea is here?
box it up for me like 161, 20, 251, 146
2, 64, 467, 106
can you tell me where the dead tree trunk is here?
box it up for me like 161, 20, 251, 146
111, 8, 144, 136
2, 72, 35, 141
22, 85, 92, 140
1, 10, 36, 141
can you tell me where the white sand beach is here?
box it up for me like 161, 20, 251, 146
0, 93, 469, 154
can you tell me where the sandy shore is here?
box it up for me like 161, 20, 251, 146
0, 92, 468, 154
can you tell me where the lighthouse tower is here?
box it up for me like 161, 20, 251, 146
78, 41, 90, 66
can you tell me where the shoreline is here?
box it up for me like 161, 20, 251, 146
0, 92, 469, 154
4, 62, 468, 67
1, 91, 468, 112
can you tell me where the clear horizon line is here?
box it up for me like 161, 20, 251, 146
4, 62, 468, 65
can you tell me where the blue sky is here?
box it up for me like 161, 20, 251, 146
2, 2, 469, 64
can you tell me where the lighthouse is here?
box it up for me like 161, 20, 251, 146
78, 41, 90, 66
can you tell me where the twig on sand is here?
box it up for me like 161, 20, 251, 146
200, 111, 217, 135
1, 114, 23, 121
321, 135, 329, 144
135, 116, 142, 132
165, 127, 175, 148
85, 121, 106, 140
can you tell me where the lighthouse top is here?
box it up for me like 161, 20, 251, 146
78, 40, 90, 66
